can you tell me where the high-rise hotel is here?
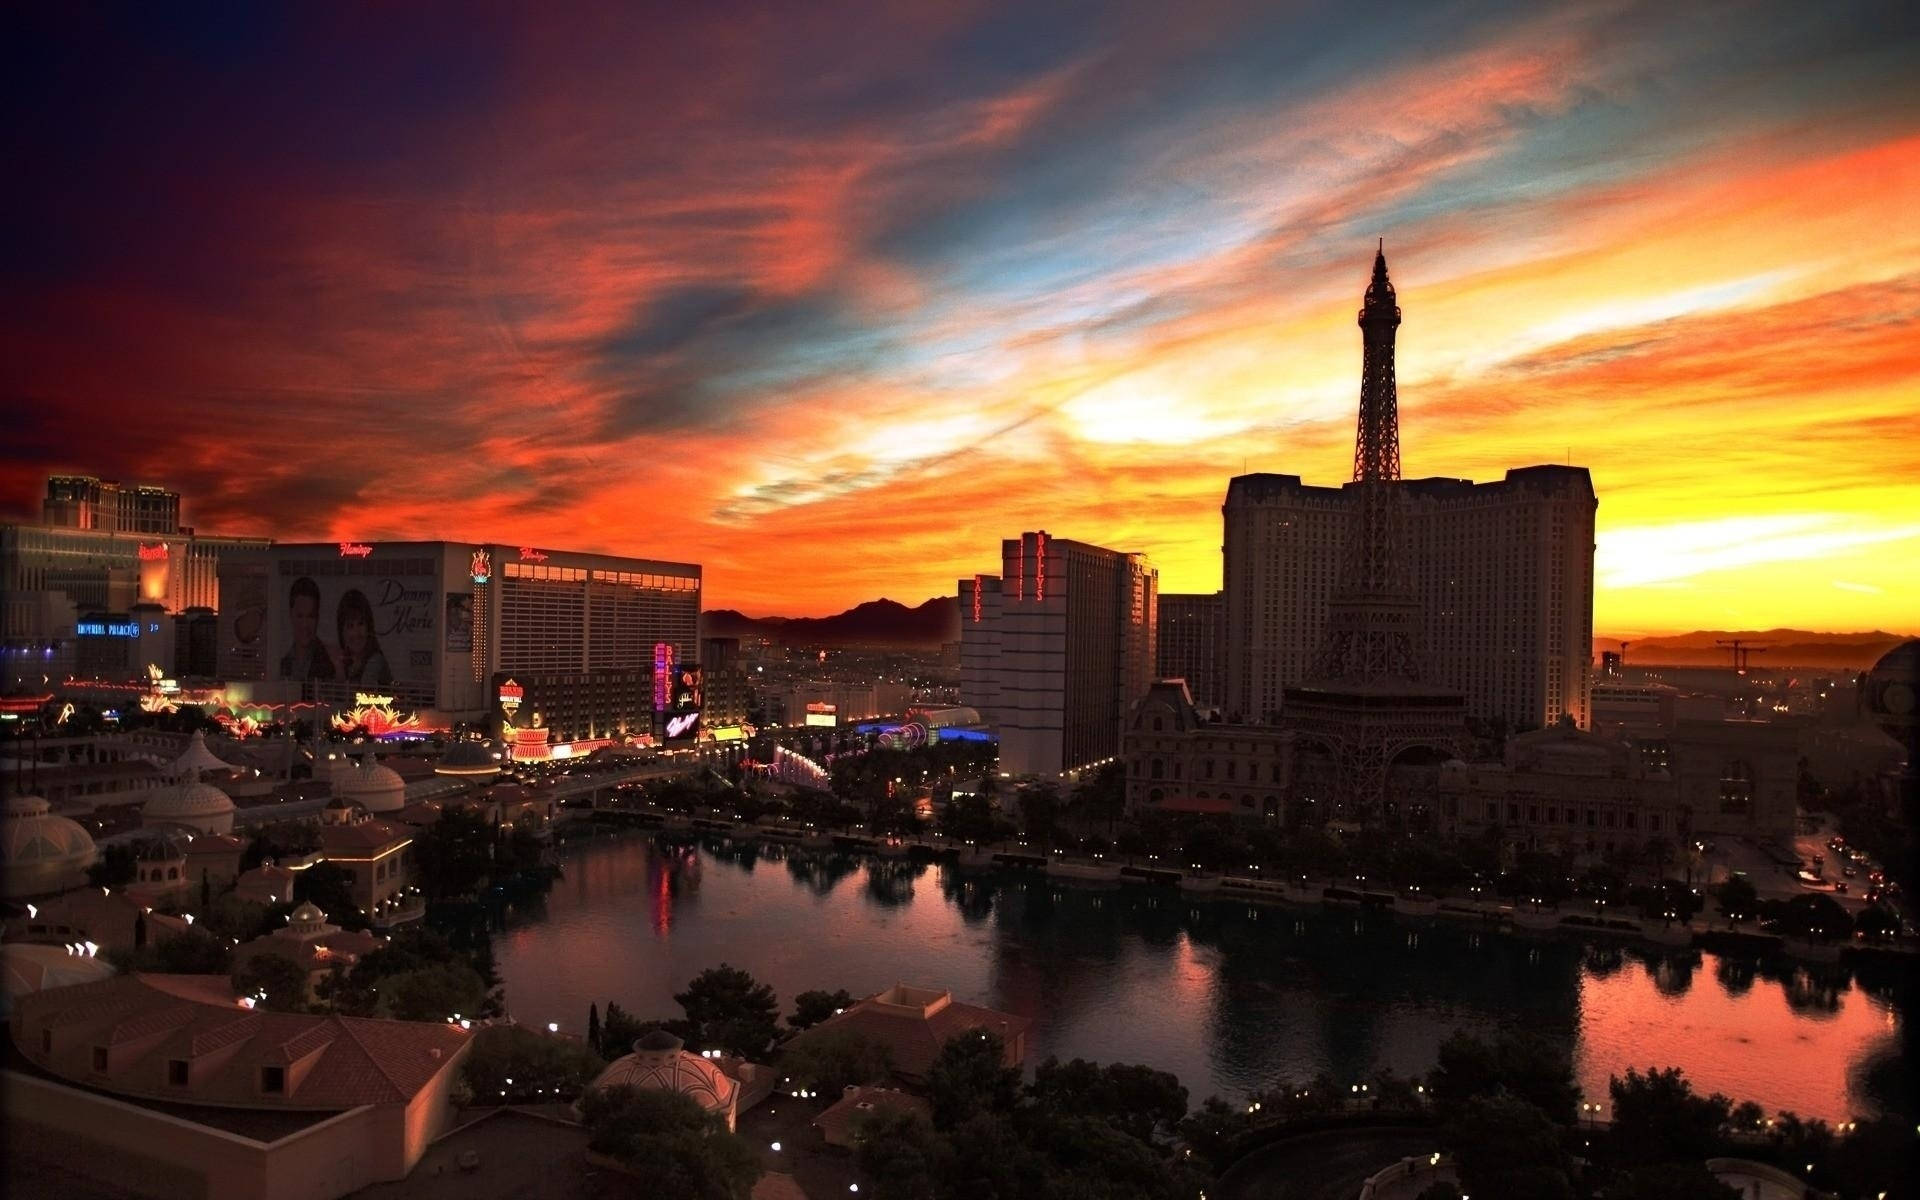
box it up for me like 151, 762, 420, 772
1224, 467, 1594, 732
960, 532, 1157, 778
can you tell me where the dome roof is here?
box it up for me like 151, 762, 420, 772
589, 1030, 738, 1116
135, 836, 186, 862
2, 794, 98, 900
336, 756, 406, 813
435, 740, 502, 778
144, 779, 237, 823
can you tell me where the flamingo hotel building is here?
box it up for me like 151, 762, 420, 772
217, 541, 700, 749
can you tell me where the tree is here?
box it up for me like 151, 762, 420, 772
1080, 761, 1128, 834
852, 1108, 947, 1200
316, 960, 377, 1016
1606, 1067, 1732, 1168
413, 807, 497, 899
1598, 1164, 1741, 1199
674, 964, 779, 1059
926, 1030, 1020, 1130
1427, 1030, 1578, 1124
86, 844, 137, 888
293, 862, 363, 927
1441, 1094, 1574, 1200
1711, 875, 1758, 923
1854, 903, 1900, 941
381, 962, 487, 1022
1016, 782, 1063, 846
580, 1086, 762, 1200
1174, 1096, 1247, 1174
1028, 1057, 1188, 1144
231, 953, 312, 1012
588, 1002, 602, 1052
789, 988, 856, 1031
461, 1025, 604, 1103
1773, 894, 1850, 943
779, 1028, 894, 1095
106, 927, 233, 975
940, 789, 999, 843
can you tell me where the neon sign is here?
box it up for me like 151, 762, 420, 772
972, 574, 983, 623
1034, 531, 1047, 601
354, 692, 395, 708
338, 542, 373, 558
666, 711, 700, 739
499, 678, 523, 714
518, 547, 548, 562
653, 642, 675, 712
470, 550, 491, 583
136, 542, 169, 561
78, 621, 139, 638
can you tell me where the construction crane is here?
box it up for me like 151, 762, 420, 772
1716, 638, 1769, 675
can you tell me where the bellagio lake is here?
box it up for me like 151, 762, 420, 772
493, 834, 1907, 1123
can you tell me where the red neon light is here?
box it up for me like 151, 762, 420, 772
470, 550, 491, 581
136, 542, 169, 561
1012, 543, 1023, 601
1034, 531, 1047, 601
338, 542, 373, 558
972, 574, 983, 623
498, 680, 524, 706
518, 547, 548, 562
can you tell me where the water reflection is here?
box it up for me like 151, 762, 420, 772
496, 834, 1904, 1122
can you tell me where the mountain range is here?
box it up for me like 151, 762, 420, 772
1592, 629, 1911, 671
703, 600, 1909, 669
703, 597, 961, 648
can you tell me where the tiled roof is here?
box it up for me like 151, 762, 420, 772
784, 988, 1029, 1080
813, 1086, 930, 1145
11, 973, 468, 1110
319, 819, 410, 856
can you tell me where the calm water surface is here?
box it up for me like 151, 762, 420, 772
494, 835, 1907, 1122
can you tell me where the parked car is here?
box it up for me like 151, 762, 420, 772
1833, 881, 1849, 894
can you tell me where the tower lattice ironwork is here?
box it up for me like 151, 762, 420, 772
1286, 244, 1465, 816
1311, 242, 1425, 683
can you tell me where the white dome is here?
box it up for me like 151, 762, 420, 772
2, 794, 98, 900
589, 1031, 738, 1119
143, 779, 236, 835
337, 758, 406, 813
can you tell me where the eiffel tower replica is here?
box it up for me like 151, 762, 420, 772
1283, 244, 1466, 818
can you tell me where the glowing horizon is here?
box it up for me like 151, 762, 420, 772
5, 2, 1917, 633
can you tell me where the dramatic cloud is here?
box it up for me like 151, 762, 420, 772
4, 0, 1916, 630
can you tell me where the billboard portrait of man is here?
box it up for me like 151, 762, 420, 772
277, 576, 338, 681
445, 593, 472, 653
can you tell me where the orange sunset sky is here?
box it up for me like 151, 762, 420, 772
5, 1, 1918, 633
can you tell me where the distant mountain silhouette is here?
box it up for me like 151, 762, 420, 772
703, 596, 960, 648
1593, 629, 1911, 670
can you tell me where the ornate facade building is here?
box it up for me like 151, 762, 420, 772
1125, 682, 1799, 850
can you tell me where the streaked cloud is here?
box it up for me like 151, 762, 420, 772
3, 0, 1917, 630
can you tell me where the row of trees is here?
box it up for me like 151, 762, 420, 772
854, 1034, 1206, 1200
1178, 1028, 1904, 1199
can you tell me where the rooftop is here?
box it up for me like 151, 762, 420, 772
12, 973, 469, 1111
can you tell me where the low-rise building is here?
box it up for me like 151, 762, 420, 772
316, 811, 412, 922
233, 902, 384, 999
8, 972, 472, 1200
813, 1085, 931, 1148
1123, 680, 1293, 820
783, 984, 1029, 1084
